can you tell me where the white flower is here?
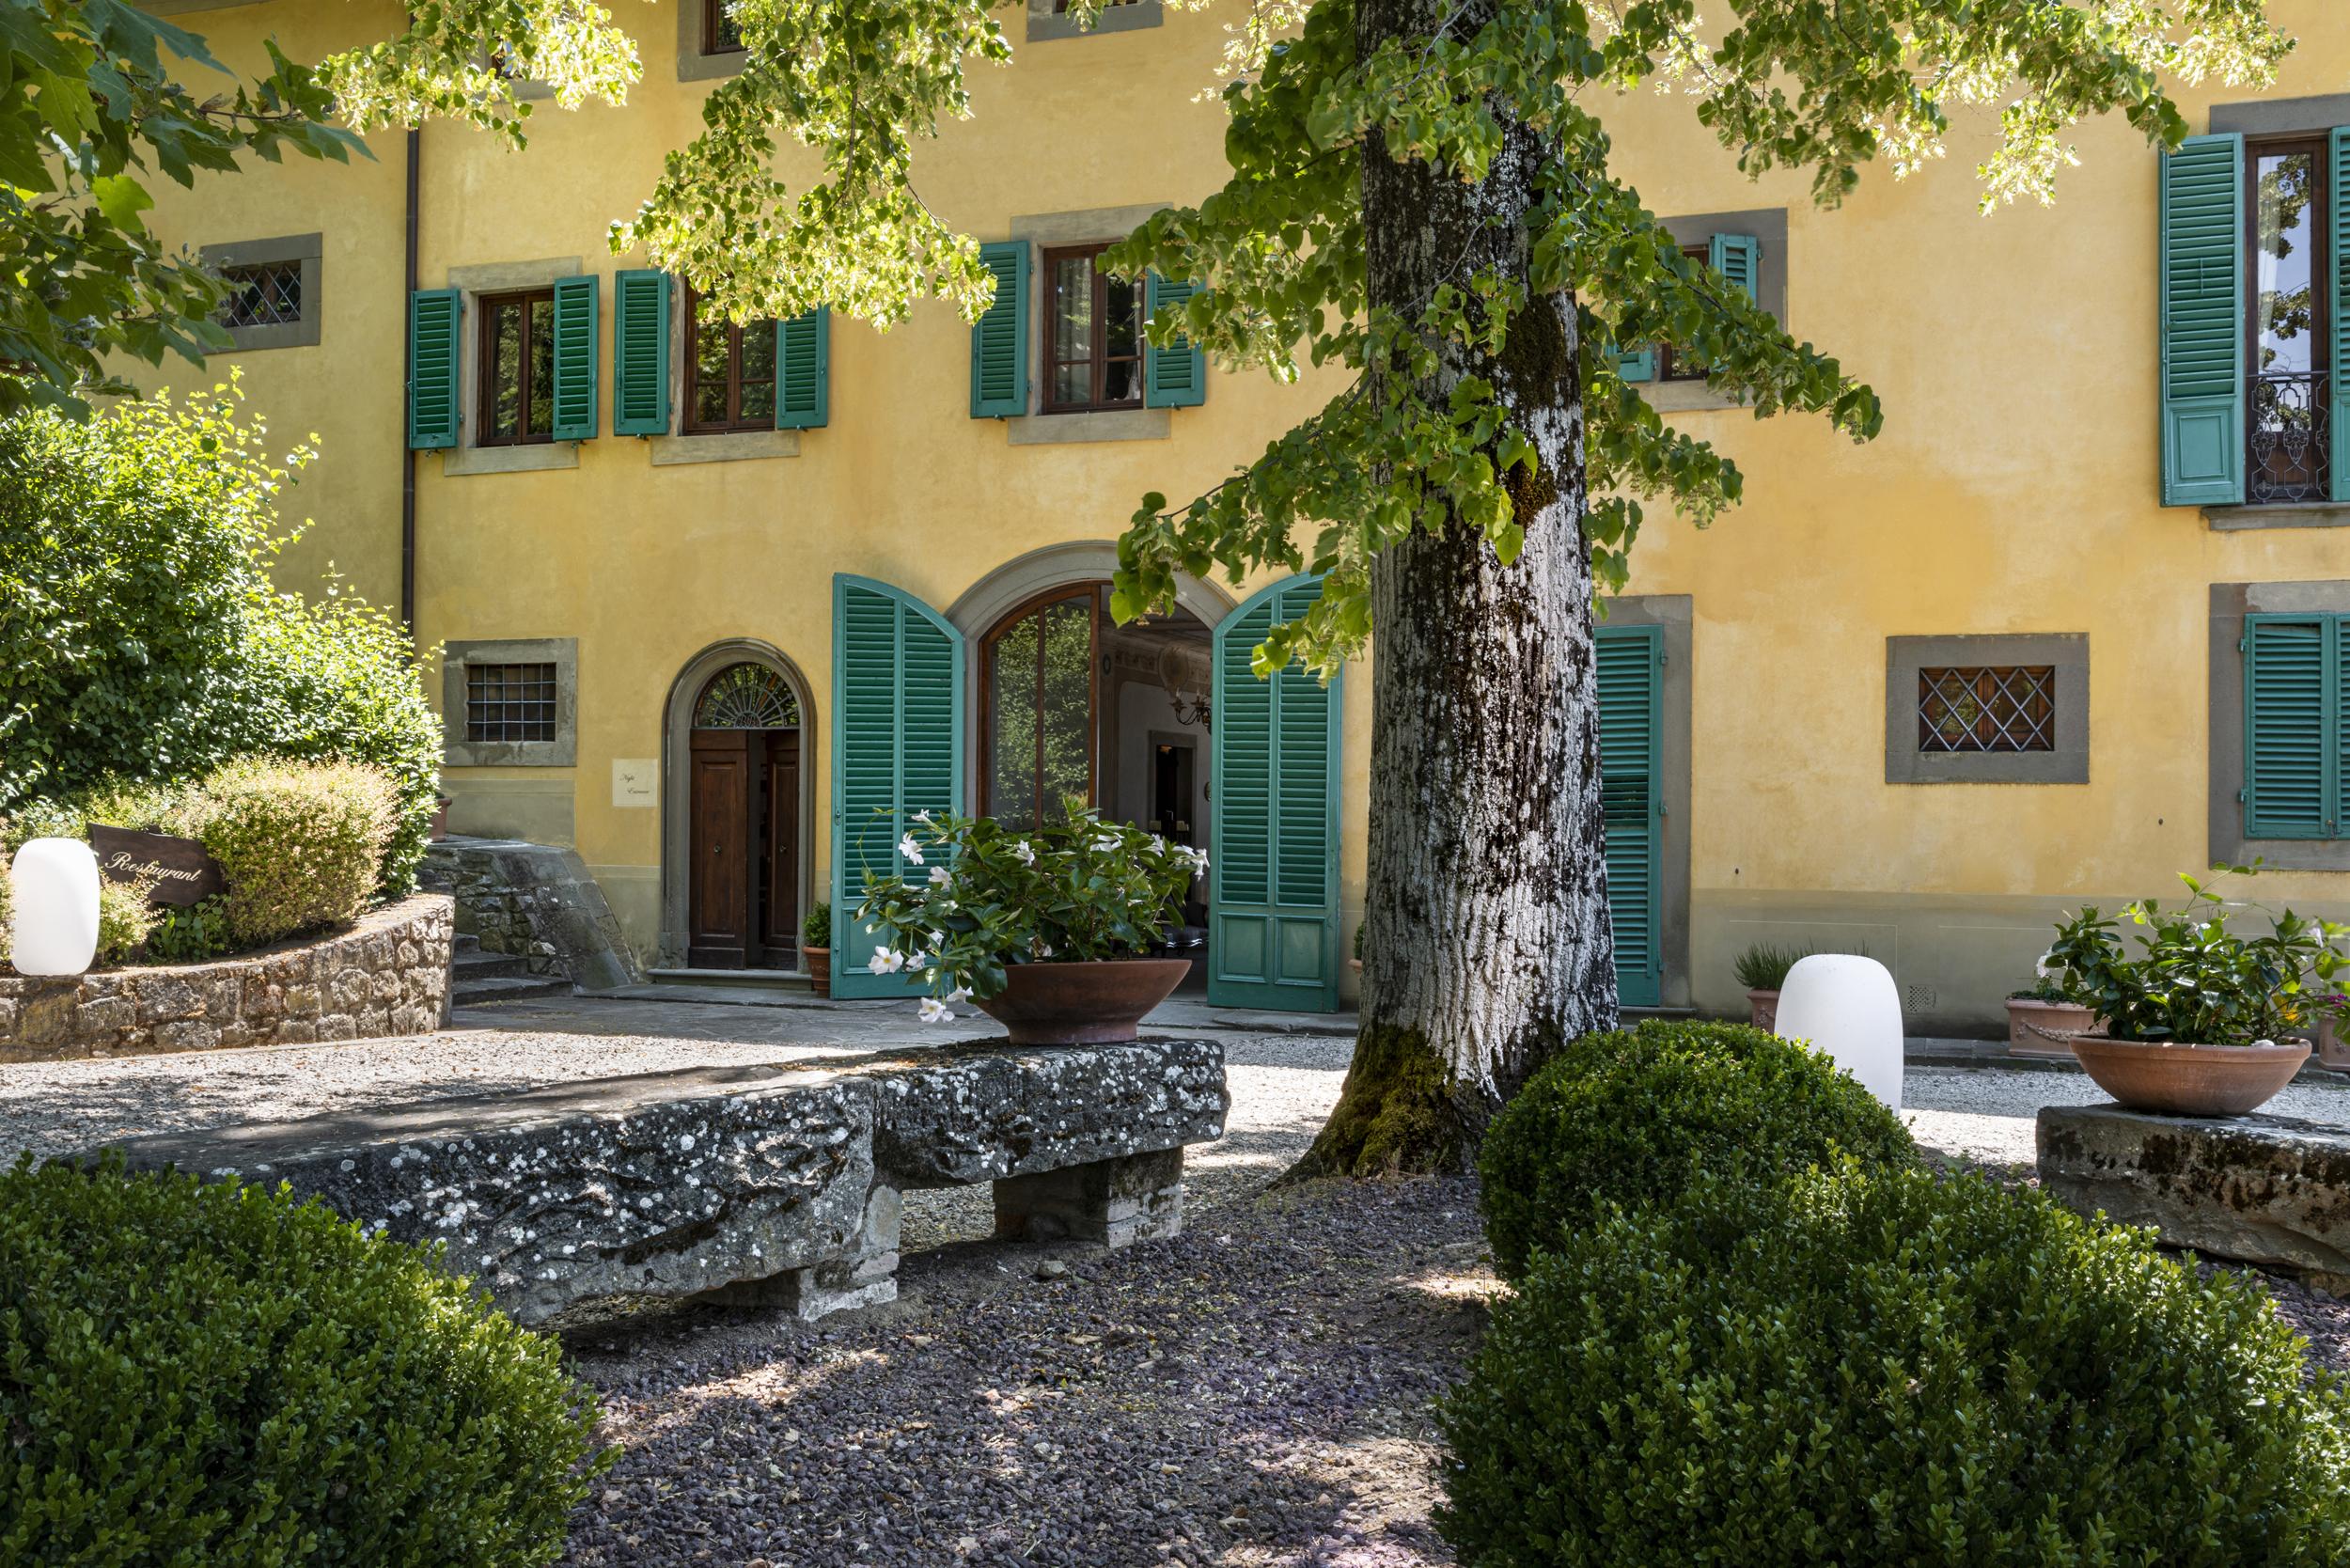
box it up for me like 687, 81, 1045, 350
913, 808, 932, 823
918, 996, 955, 1024
898, 833, 925, 866
946, 985, 973, 1004
1037, 941, 1054, 959
1012, 839, 1036, 866
904, 950, 930, 973
1092, 833, 1122, 853
928, 865, 953, 886
2035, 950, 2060, 980
867, 948, 906, 976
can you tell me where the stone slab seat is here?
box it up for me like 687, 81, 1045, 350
72, 1036, 1230, 1328
2037, 1103, 2350, 1293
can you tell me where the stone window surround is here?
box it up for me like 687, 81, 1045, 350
199, 232, 322, 352
440, 259, 584, 478
444, 636, 579, 768
2209, 579, 2350, 871
1639, 209, 1790, 416
1003, 203, 1176, 446
1605, 594, 1695, 1011
679, 0, 749, 81
2195, 95, 2350, 534
1026, 0, 1165, 42
1884, 633, 2090, 785
646, 274, 805, 465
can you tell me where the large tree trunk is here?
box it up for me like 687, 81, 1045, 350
1292, 0, 1617, 1179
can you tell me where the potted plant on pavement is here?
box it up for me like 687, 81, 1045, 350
854, 799, 1207, 1043
1732, 943, 1807, 1031
2005, 969, 2095, 1060
2038, 867, 2350, 1116
801, 901, 832, 996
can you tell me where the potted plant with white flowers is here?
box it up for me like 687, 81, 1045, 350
854, 799, 1206, 1043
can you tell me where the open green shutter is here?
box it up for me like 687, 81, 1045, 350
612, 269, 671, 436
2332, 128, 2350, 502
405, 289, 462, 449
1617, 344, 1654, 384
831, 575, 967, 997
1596, 623, 1663, 1007
776, 307, 829, 430
550, 274, 599, 442
970, 241, 1029, 418
1209, 575, 1341, 1012
2244, 615, 2336, 839
2160, 133, 2246, 506
1708, 232, 1761, 302
1144, 272, 1206, 408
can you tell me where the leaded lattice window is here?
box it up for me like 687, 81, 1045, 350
216, 261, 304, 329
466, 663, 559, 743
695, 664, 800, 729
1918, 666, 2056, 754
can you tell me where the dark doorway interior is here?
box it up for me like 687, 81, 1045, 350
687, 663, 804, 969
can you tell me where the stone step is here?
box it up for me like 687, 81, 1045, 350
454, 948, 531, 981
452, 974, 573, 1006
451, 933, 482, 958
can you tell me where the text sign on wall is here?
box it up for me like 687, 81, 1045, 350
87, 824, 226, 908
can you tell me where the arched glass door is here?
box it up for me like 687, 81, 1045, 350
982, 588, 1100, 828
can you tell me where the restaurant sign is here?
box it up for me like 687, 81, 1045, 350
87, 824, 226, 907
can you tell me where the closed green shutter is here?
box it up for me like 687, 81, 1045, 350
1709, 232, 1761, 302
1209, 575, 1341, 1012
1596, 623, 1663, 1007
776, 307, 829, 430
970, 241, 1029, 418
2332, 128, 2350, 502
550, 274, 599, 442
2159, 133, 2246, 506
831, 575, 968, 996
612, 269, 671, 436
2244, 615, 2340, 839
1143, 272, 1206, 408
405, 289, 462, 449
1617, 344, 1654, 383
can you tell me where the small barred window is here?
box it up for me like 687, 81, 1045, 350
1918, 666, 2056, 754
216, 260, 305, 330
465, 663, 559, 744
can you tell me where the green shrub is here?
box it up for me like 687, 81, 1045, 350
93, 873, 160, 964
1440, 1167, 2350, 1567
0, 379, 440, 894
1477, 1020, 1916, 1280
180, 758, 398, 947
0, 1157, 604, 1565
142, 893, 238, 964
1731, 940, 1809, 990
802, 899, 832, 949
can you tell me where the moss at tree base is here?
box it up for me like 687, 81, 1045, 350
1288, 1024, 1480, 1180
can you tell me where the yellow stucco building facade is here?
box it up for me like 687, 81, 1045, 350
137, 0, 2350, 1027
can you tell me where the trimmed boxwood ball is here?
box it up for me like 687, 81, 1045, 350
0, 1158, 607, 1565
1440, 1166, 2350, 1567
1477, 1019, 1916, 1280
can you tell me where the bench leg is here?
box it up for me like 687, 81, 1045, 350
993, 1147, 1185, 1248
699, 1184, 901, 1322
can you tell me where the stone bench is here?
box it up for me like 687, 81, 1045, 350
78, 1036, 1229, 1327
2038, 1103, 2350, 1293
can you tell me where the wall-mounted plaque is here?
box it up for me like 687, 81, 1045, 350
87, 824, 225, 907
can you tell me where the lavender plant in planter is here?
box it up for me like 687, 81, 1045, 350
854, 799, 1207, 1043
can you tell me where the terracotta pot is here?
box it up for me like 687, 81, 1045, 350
972, 957, 1191, 1045
2069, 1036, 2310, 1117
1348, 957, 1363, 976
429, 796, 452, 842
2315, 1014, 2350, 1073
2006, 997, 2096, 1059
803, 945, 831, 997
1747, 988, 1778, 1033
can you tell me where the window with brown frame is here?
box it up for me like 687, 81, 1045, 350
1042, 243, 1144, 414
684, 286, 777, 433
702, 0, 744, 54
2245, 134, 2332, 504
478, 289, 556, 447
982, 588, 1101, 828
1658, 243, 1712, 382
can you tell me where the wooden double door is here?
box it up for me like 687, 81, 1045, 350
688, 727, 802, 969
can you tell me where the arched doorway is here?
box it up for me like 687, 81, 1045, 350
662, 643, 815, 972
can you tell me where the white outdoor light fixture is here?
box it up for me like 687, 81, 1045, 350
8, 838, 100, 977
1773, 952, 1904, 1110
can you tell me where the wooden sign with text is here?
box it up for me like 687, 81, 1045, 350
88, 824, 225, 907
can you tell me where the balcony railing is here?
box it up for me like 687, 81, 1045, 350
2248, 371, 2331, 505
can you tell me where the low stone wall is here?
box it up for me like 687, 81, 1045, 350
1, 894, 453, 1061
419, 837, 640, 990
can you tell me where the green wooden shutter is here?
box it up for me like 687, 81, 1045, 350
612, 269, 671, 436
1617, 344, 1654, 383
970, 241, 1029, 418
1209, 575, 1341, 1012
550, 274, 599, 442
2332, 128, 2350, 502
1709, 232, 1761, 302
776, 307, 829, 430
2244, 615, 2339, 839
405, 289, 462, 449
830, 575, 968, 996
1143, 272, 1206, 408
2159, 133, 2246, 506
1596, 623, 1663, 1008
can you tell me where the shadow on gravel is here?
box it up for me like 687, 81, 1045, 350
560, 1175, 1489, 1568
